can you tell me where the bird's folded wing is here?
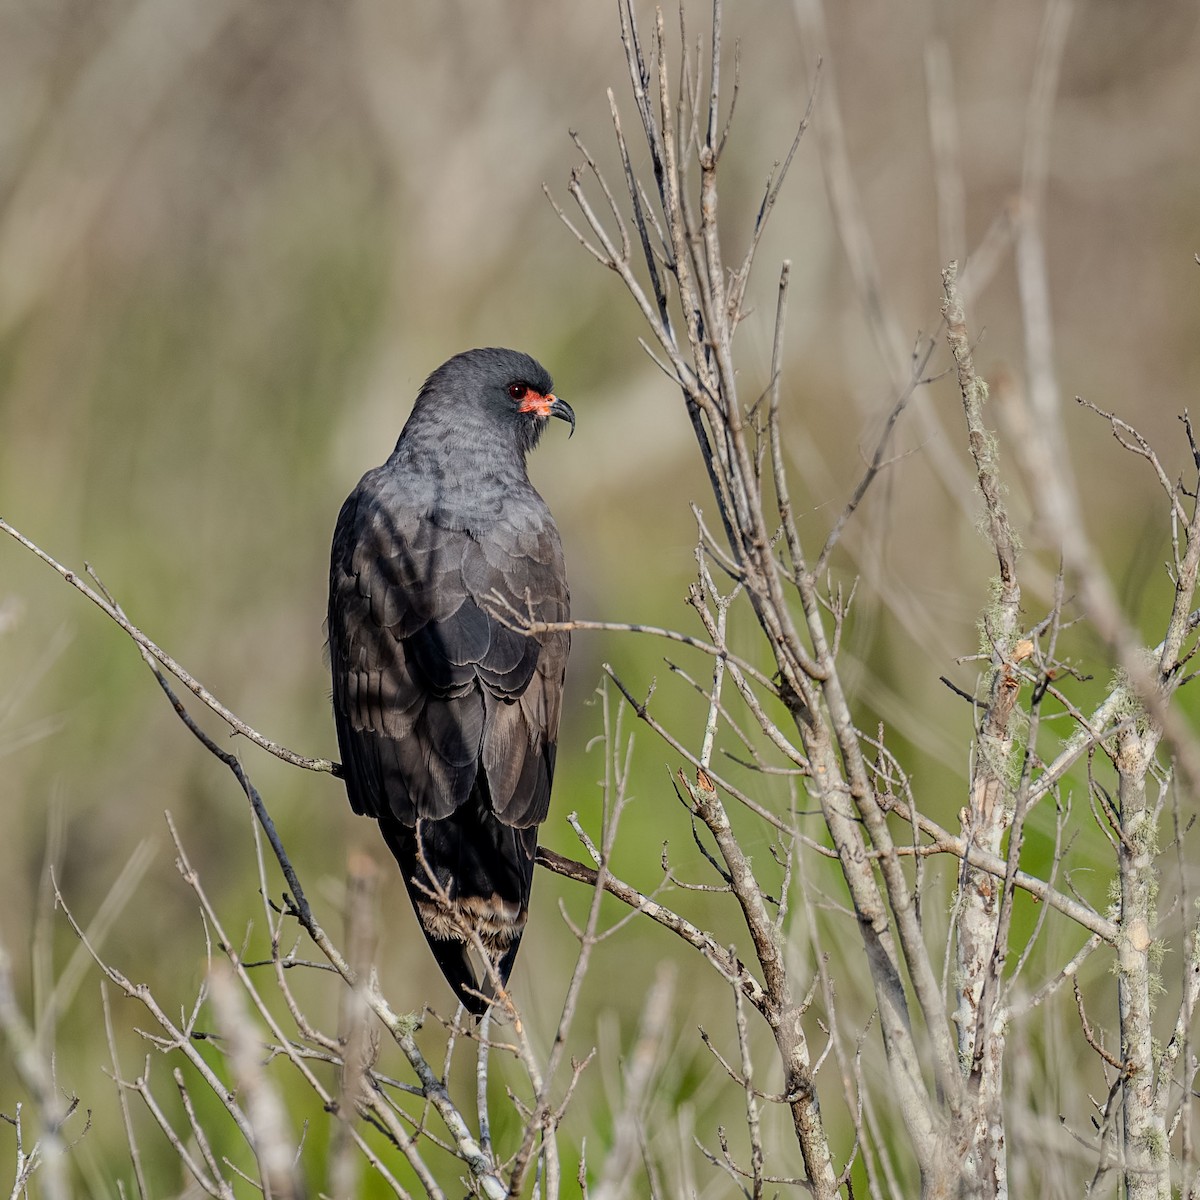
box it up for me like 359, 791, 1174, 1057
329, 490, 569, 828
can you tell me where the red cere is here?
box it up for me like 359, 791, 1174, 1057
518, 391, 556, 418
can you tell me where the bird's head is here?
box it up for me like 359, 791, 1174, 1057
415, 347, 575, 458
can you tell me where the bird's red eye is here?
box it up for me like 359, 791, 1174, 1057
508, 382, 529, 401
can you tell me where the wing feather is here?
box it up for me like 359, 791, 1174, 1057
329, 479, 569, 833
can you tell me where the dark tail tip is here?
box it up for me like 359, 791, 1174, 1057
427, 933, 524, 1017
427, 937, 491, 1016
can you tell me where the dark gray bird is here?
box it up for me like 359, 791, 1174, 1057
328, 348, 573, 1014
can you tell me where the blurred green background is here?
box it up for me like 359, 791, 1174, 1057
3, 0, 1200, 1192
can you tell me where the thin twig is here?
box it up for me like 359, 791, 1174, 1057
0, 518, 337, 775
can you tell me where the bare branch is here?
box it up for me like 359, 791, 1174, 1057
0, 518, 337, 775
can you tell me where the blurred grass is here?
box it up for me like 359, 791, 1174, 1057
3, 0, 1200, 1192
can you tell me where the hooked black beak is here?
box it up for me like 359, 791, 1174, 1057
549, 395, 575, 438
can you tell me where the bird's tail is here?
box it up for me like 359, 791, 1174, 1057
378, 802, 536, 1016
424, 928, 522, 1018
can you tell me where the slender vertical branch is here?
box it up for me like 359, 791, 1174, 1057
942, 259, 1022, 1197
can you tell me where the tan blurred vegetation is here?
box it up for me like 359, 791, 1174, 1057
3, 0, 1200, 1193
